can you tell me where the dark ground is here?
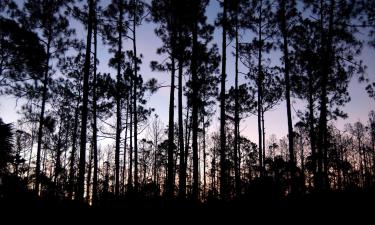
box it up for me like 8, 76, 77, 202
1, 175, 374, 223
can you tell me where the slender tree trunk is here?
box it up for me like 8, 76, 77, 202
54, 119, 63, 187
86, 146, 92, 203
42, 141, 47, 176
153, 118, 158, 185
257, 0, 264, 177
300, 132, 305, 192
203, 117, 207, 200
262, 108, 266, 168
35, 37, 51, 195
69, 101, 80, 199
191, 14, 199, 201
257, 2, 263, 175
233, 5, 241, 197
133, 0, 139, 192
177, 31, 186, 199
128, 89, 133, 189
122, 104, 128, 194
307, 69, 317, 188
27, 122, 36, 179
358, 136, 364, 187
279, 0, 296, 194
92, 1, 98, 204
62, 119, 70, 187
184, 107, 190, 169
114, 0, 124, 197
166, 21, 176, 198
77, 0, 93, 202
220, 0, 228, 200
211, 147, 216, 192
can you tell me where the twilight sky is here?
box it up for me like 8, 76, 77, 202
0, 0, 374, 145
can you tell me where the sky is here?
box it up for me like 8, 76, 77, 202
0, 0, 374, 146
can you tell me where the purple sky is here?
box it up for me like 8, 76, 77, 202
0, 0, 374, 145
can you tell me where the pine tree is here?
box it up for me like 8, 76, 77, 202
303, 0, 365, 190
102, 0, 127, 196
151, 0, 178, 198
77, 0, 94, 202
21, 0, 76, 195
276, 0, 298, 194
217, 0, 228, 201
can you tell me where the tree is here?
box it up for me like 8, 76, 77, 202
226, 0, 249, 198
230, 0, 241, 198
57, 49, 87, 199
77, 0, 94, 202
21, 0, 76, 195
239, 0, 277, 177
303, 0, 365, 190
217, 0, 228, 201
184, 0, 220, 200
276, 0, 298, 194
102, 0, 127, 196
291, 17, 320, 190
126, 0, 147, 192
173, 0, 190, 200
225, 84, 256, 192
92, 0, 99, 205
151, 0, 178, 198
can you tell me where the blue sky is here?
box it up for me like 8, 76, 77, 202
0, 0, 374, 145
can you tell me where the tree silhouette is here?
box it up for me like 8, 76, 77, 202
239, 0, 277, 176
151, 0, 178, 198
20, 0, 76, 195
77, 0, 94, 202
276, 0, 298, 194
217, 0, 229, 201
304, 0, 365, 190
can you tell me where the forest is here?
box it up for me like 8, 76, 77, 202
1, 0, 375, 217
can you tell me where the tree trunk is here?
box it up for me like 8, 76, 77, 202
166, 20, 176, 198
191, 15, 199, 201
184, 106, 190, 170
128, 88, 133, 189
122, 104, 128, 194
203, 117, 207, 200
62, 118, 70, 188
153, 117, 158, 186
77, 0, 93, 202
307, 68, 317, 189
92, 1, 98, 204
133, 0, 139, 192
233, 4, 241, 197
35, 36, 51, 195
279, 0, 296, 194
54, 118, 63, 188
114, 0, 124, 197
262, 108, 266, 169
86, 146, 92, 203
26, 122, 36, 179
300, 132, 305, 192
317, 0, 334, 191
220, 0, 228, 200
177, 30, 186, 199
68, 100, 80, 199
257, 5, 263, 175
